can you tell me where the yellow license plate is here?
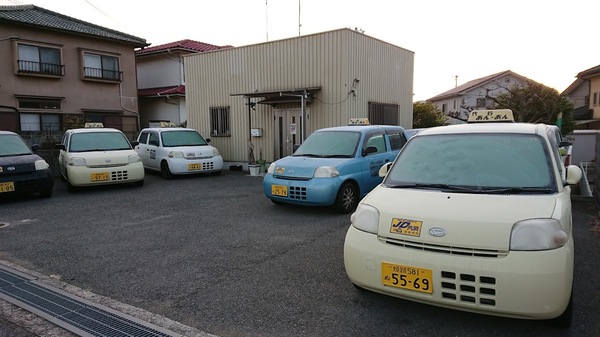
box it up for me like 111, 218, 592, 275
0, 181, 15, 193
272, 185, 288, 197
90, 172, 110, 182
382, 262, 433, 294
188, 163, 202, 171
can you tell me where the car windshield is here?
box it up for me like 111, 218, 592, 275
0, 134, 33, 157
293, 131, 360, 158
384, 133, 556, 193
161, 130, 207, 147
69, 132, 132, 152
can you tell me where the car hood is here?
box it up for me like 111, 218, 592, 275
71, 150, 137, 166
363, 187, 559, 251
0, 154, 43, 174
272, 156, 352, 178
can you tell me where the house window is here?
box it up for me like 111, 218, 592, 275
210, 106, 230, 136
368, 102, 399, 125
20, 113, 60, 131
441, 103, 447, 113
476, 98, 487, 108
83, 52, 122, 81
18, 98, 61, 110
17, 43, 63, 76
594, 92, 598, 106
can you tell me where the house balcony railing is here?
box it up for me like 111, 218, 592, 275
17, 60, 65, 76
83, 67, 122, 82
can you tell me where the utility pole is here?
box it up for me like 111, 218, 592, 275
454, 75, 458, 88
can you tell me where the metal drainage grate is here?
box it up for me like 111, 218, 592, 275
0, 266, 182, 337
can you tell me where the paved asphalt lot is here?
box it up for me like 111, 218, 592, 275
0, 169, 599, 337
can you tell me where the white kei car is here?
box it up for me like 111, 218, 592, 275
135, 127, 223, 179
56, 126, 144, 192
343, 109, 582, 328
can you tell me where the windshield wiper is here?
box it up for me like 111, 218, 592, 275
293, 153, 322, 157
481, 187, 554, 194
323, 154, 352, 158
387, 183, 478, 192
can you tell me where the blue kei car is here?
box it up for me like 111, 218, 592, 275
263, 121, 408, 213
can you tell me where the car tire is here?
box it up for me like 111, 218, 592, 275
39, 189, 53, 198
549, 290, 573, 329
160, 161, 173, 180
65, 173, 77, 193
335, 182, 358, 214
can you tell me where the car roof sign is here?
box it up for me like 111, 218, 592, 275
348, 118, 370, 125
467, 109, 514, 123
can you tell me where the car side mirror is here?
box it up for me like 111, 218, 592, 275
31, 144, 40, 152
206, 138, 211, 143
293, 144, 300, 153
565, 165, 582, 185
559, 141, 572, 147
378, 162, 393, 177
55, 144, 66, 150
362, 146, 378, 156
130, 141, 139, 147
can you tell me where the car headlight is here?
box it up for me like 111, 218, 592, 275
168, 151, 184, 158
68, 157, 86, 166
351, 204, 379, 234
213, 148, 220, 156
34, 159, 49, 171
128, 154, 142, 163
267, 163, 276, 174
314, 166, 339, 178
510, 219, 568, 251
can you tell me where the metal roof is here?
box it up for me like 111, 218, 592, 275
0, 5, 148, 47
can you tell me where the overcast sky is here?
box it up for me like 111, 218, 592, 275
4, 0, 600, 101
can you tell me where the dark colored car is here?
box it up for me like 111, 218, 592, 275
0, 131, 54, 198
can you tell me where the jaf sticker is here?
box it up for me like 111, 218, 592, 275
275, 167, 285, 174
390, 218, 422, 237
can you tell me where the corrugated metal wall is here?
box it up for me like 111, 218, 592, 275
185, 28, 414, 163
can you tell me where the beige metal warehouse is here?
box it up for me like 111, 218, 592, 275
184, 28, 414, 167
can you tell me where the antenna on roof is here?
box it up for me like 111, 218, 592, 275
265, 0, 269, 42
298, 0, 302, 36
454, 75, 459, 88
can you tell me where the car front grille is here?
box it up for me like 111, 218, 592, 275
111, 171, 128, 181
440, 271, 497, 307
382, 237, 508, 258
288, 186, 307, 200
201, 162, 215, 170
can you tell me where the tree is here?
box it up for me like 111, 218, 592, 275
412, 101, 447, 128
491, 81, 575, 135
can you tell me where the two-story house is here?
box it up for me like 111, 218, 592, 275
135, 39, 231, 128
427, 70, 533, 120
566, 64, 600, 129
0, 5, 148, 143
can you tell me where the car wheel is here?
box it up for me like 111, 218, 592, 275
39, 189, 53, 198
335, 182, 358, 214
66, 181, 77, 193
549, 290, 573, 328
133, 179, 144, 187
161, 161, 173, 179
66, 173, 77, 193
